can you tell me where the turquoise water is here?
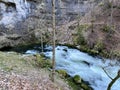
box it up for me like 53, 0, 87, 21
26, 45, 120, 90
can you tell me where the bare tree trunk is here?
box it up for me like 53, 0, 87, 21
110, 0, 113, 25
77, 0, 80, 26
51, 0, 56, 82
90, 0, 94, 32
41, 33, 43, 53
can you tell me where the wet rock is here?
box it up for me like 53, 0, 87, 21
63, 48, 68, 52
57, 69, 68, 78
73, 75, 82, 84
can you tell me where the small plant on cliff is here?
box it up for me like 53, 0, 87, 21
101, 25, 115, 35
76, 25, 86, 45
101, 25, 111, 32
94, 40, 104, 52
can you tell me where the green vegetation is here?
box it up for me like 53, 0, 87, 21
80, 45, 99, 56
101, 25, 115, 34
80, 83, 92, 90
0, 52, 33, 73
113, 51, 120, 59
75, 25, 89, 45
94, 40, 104, 52
0, 51, 52, 74
56, 69, 92, 90
0, 51, 71, 90
67, 77, 81, 90
0, 51, 92, 90
56, 69, 68, 78
101, 25, 111, 32
35, 54, 52, 68
67, 75, 92, 90
106, 2, 112, 9
73, 75, 82, 84
98, 2, 104, 7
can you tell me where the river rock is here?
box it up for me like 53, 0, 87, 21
73, 75, 82, 84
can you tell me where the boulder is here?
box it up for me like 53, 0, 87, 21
0, 34, 21, 49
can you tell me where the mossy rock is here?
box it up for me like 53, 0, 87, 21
57, 69, 68, 78
73, 75, 82, 84
80, 83, 92, 90
67, 77, 81, 90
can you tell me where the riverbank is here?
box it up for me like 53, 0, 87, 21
0, 51, 70, 90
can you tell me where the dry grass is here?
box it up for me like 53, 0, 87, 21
0, 51, 70, 90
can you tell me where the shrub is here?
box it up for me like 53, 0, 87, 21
35, 54, 52, 68
98, 2, 104, 7
94, 40, 104, 52
76, 25, 87, 45
101, 25, 111, 32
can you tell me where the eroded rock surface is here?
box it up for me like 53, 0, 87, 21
0, 0, 100, 48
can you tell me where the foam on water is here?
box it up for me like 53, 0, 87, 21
26, 46, 120, 90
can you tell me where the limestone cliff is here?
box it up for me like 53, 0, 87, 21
0, 0, 98, 48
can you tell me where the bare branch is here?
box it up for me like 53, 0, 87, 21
102, 67, 113, 80
107, 70, 120, 90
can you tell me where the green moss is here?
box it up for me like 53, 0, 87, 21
35, 54, 52, 68
101, 25, 115, 33
79, 45, 98, 56
101, 25, 111, 32
0, 52, 35, 74
105, 51, 120, 59
57, 69, 68, 78
73, 75, 82, 84
67, 77, 81, 90
94, 40, 104, 52
67, 76, 92, 90
3, 66, 14, 72
81, 83, 92, 90
113, 51, 120, 58
75, 25, 88, 45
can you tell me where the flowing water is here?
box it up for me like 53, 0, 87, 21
26, 45, 120, 90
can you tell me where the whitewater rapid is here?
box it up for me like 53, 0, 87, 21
26, 46, 120, 90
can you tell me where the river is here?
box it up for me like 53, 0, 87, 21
26, 45, 120, 90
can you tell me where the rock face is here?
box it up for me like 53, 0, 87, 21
0, 0, 30, 25
0, 34, 21, 49
0, 0, 96, 26
0, 0, 40, 48
0, 0, 100, 48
